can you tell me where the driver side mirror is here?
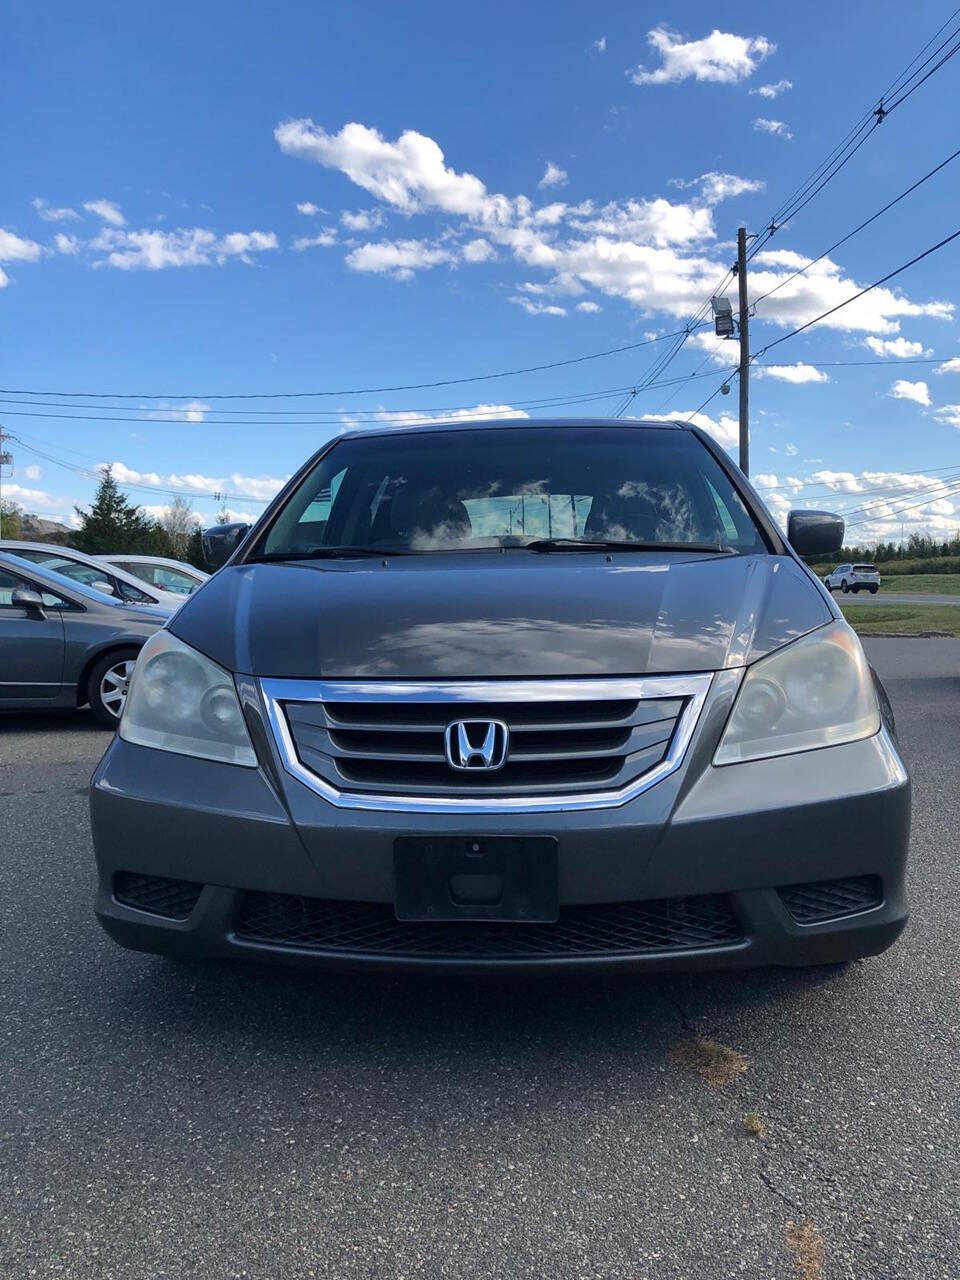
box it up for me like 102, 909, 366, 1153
201, 521, 251, 569
12, 586, 47, 620
787, 509, 845, 557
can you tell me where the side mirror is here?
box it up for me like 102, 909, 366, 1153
12, 586, 47, 619
201, 521, 251, 569
787, 509, 845, 557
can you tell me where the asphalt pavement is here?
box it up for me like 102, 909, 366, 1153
1, 638, 958, 1280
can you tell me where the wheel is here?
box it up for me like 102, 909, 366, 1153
87, 648, 139, 727
870, 586, 878, 594
825, 581, 833, 593
841, 580, 849, 593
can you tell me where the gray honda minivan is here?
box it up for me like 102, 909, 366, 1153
90, 420, 910, 973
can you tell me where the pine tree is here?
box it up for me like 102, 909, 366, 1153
73, 466, 171, 555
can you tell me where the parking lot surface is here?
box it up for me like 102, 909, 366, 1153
2, 638, 958, 1280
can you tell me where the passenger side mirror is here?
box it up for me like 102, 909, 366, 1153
787, 510, 845, 557
11, 586, 47, 619
202, 521, 251, 569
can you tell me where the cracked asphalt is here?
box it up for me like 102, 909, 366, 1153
1, 637, 958, 1279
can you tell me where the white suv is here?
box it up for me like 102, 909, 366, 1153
824, 562, 880, 594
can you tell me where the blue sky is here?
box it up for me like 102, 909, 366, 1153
3, 0, 960, 543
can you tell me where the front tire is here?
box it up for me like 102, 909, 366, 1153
871, 586, 878, 594
841, 580, 849, 593
87, 648, 139, 727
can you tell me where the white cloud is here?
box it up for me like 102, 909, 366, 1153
670, 172, 765, 205
934, 404, 960, 428
142, 400, 211, 423
292, 230, 338, 250
276, 120, 955, 338
296, 201, 325, 215
806, 469, 959, 538
594, 37, 606, 53
510, 296, 567, 317
275, 120, 515, 222
576, 300, 602, 313
54, 232, 80, 255
91, 227, 278, 269
371, 403, 529, 428
566, 197, 715, 246
83, 199, 126, 226
750, 249, 953, 335
0, 228, 44, 262
757, 363, 829, 384
644, 409, 739, 449
750, 79, 792, 98
462, 237, 496, 263
345, 238, 454, 280
340, 208, 385, 231
889, 379, 930, 406
785, 443, 798, 457
753, 118, 793, 140
754, 472, 779, 487
935, 357, 960, 374
32, 197, 79, 222
628, 27, 774, 86
22, 464, 43, 481
863, 336, 932, 358
108, 462, 287, 503
539, 162, 568, 190
2, 483, 71, 511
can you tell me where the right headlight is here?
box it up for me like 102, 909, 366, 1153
714, 621, 880, 765
119, 630, 257, 767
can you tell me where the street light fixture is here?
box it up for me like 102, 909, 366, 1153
711, 295, 735, 339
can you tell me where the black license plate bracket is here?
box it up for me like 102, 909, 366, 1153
394, 836, 559, 922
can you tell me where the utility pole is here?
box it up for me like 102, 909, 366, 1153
736, 226, 750, 477
0, 425, 11, 537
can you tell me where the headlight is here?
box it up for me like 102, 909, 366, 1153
119, 631, 257, 766
714, 621, 879, 765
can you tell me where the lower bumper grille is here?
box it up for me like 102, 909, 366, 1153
234, 892, 743, 959
779, 875, 882, 924
114, 872, 204, 920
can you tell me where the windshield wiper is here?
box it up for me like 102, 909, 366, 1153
245, 546, 414, 563
513, 538, 739, 554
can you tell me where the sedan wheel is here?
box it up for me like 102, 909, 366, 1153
87, 648, 140, 727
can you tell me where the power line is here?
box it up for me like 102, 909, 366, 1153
754, 227, 960, 361
0, 367, 742, 427
0, 325, 713, 403
752, 145, 960, 311
845, 477, 960, 528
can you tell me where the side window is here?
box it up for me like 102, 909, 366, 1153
0, 569, 68, 609
117, 579, 156, 604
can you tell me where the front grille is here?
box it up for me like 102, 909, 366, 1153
234, 891, 743, 958
114, 872, 204, 920
779, 875, 883, 924
283, 692, 685, 798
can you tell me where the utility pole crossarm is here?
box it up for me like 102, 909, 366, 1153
736, 227, 750, 477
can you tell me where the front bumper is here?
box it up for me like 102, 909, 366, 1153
90, 673, 910, 974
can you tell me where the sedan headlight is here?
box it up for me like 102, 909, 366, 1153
714, 621, 879, 765
119, 631, 257, 766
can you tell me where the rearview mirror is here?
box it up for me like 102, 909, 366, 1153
787, 510, 845, 557
202, 521, 251, 569
12, 586, 47, 619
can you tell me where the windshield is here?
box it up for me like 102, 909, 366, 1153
257, 426, 766, 558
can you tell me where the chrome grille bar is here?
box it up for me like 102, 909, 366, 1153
259, 674, 713, 814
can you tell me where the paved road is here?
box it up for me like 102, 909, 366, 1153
836, 592, 960, 606
2, 638, 958, 1280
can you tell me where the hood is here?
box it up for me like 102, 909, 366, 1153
169, 552, 831, 678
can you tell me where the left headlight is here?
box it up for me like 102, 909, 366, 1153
714, 621, 880, 765
119, 630, 257, 767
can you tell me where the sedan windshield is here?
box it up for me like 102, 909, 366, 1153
256, 425, 766, 558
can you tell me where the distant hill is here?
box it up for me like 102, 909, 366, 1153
18, 513, 74, 543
